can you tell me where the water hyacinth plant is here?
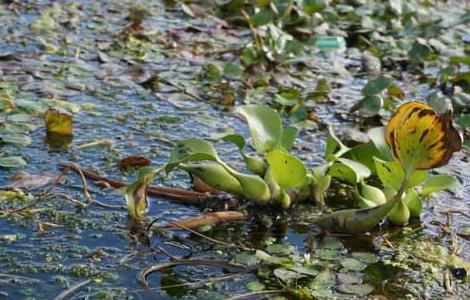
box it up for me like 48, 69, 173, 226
125, 102, 462, 233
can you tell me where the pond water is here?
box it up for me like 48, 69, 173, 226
1, 1, 469, 299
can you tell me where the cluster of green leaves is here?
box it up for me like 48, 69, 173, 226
235, 236, 378, 298
316, 125, 458, 226
349, 75, 405, 118
125, 105, 313, 219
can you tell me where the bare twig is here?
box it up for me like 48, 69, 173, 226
138, 259, 246, 288
164, 220, 235, 248
59, 163, 206, 205
225, 290, 286, 300
55, 193, 86, 209
165, 211, 247, 229
439, 210, 470, 220
53, 278, 92, 300
130, 272, 247, 293
77, 168, 93, 204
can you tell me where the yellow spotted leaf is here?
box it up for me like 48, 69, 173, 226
44, 109, 73, 135
385, 101, 461, 173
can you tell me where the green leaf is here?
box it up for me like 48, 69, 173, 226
367, 127, 392, 161
266, 243, 295, 255
337, 283, 374, 296
328, 158, 371, 184
236, 105, 282, 154
340, 258, 368, 271
408, 170, 427, 188
373, 157, 404, 191
223, 63, 242, 78
345, 142, 381, 174
351, 95, 383, 117
273, 268, 304, 283
0, 156, 27, 168
266, 148, 307, 188
250, 9, 273, 27
166, 138, 219, 173
204, 64, 222, 82
421, 175, 459, 197
246, 280, 265, 291
1, 134, 32, 147
274, 88, 301, 106
362, 76, 393, 96
280, 126, 298, 151
325, 126, 350, 161
222, 134, 246, 151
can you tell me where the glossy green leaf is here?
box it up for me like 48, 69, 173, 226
222, 134, 246, 151
236, 105, 282, 154
325, 126, 350, 161
280, 126, 298, 151
329, 158, 371, 184
373, 157, 404, 191
367, 126, 392, 161
167, 138, 219, 173
345, 142, 381, 174
421, 175, 459, 197
266, 148, 307, 188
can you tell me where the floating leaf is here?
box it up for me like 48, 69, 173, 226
7, 172, 59, 190
340, 258, 368, 271
236, 105, 282, 154
274, 268, 304, 283
246, 280, 265, 291
0, 134, 32, 147
385, 101, 461, 173
266, 244, 295, 255
0, 156, 27, 168
362, 76, 393, 96
44, 109, 73, 136
266, 148, 307, 188
337, 283, 374, 296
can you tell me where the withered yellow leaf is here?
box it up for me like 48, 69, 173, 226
44, 109, 73, 135
385, 101, 461, 173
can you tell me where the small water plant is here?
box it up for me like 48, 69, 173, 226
125, 101, 462, 233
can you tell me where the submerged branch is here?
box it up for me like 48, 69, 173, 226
138, 259, 247, 288
53, 278, 93, 300
59, 163, 207, 205
165, 211, 247, 229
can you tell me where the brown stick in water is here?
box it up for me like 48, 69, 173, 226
59, 163, 207, 205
